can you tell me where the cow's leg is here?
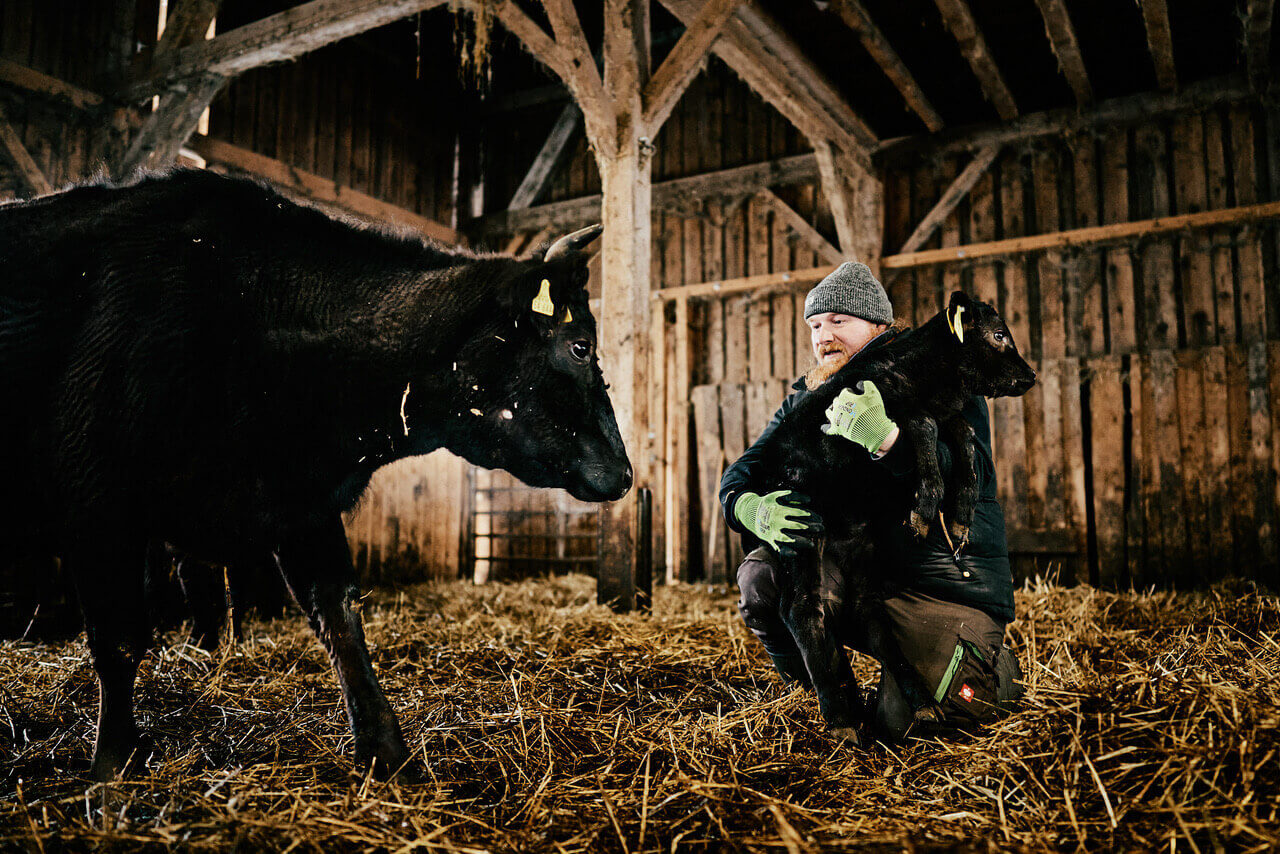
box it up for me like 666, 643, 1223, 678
176, 556, 228, 651
940, 416, 977, 547
274, 517, 411, 778
69, 545, 153, 780
777, 546, 862, 743
904, 416, 944, 539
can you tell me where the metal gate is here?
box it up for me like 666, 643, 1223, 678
465, 466, 601, 583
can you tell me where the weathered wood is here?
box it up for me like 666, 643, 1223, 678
690, 385, 724, 581
124, 0, 450, 102
0, 102, 53, 195
813, 139, 857, 259
1067, 133, 1101, 357
1087, 357, 1125, 586
539, 0, 611, 149
1226, 346, 1255, 575
658, 0, 874, 156
1133, 125, 1177, 349
1061, 359, 1088, 560
1230, 106, 1268, 342
877, 199, 1280, 270
1245, 0, 1276, 90
1034, 149, 1064, 361
117, 73, 226, 175
1248, 340, 1276, 570
1174, 352, 1209, 575
1033, 0, 1091, 106
673, 296, 691, 580
826, 0, 943, 132
1265, 341, 1280, 589
153, 0, 222, 64
997, 154, 1029, 531
1100, 132, 1137, 353
1150, 349, 1185, 583
876, 74, 1255, 163
1124, 356, 1147, 584
1139, 0, 1177, 91
932, 0, 1018, 120
755, 188, 842, 264
890, 144, 1000, 289
0, 57, 105, 110
188, 135, 459, 243
484, 151, 822, 233
1203, 111, 1238, 344
719, 383, 746, 574
508, 103, 580, 210
1172, 113, 1214, 347
1202, 348, 1233, 576
642, 0, 743, 133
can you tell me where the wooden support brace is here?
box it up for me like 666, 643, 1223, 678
508, 102, 580, 210
117, 73, 226, 176
932, 0, 1018, 120
813, 140, 856, 260
0, 103, 53, 195
0, 58, 105, 110
1033, 0, 1092, 106
539, 0, 612, 150
755, 188, 842, 265
1245, 0, 1276, 90
642, 0, 744, 134
895, 144, 1001, 257
827, 0, 943, 132
1140, 0, 1177, 91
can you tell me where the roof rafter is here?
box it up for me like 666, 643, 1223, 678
642, 0, 744, 134
0, 102, 53, 195
1140, 0, 1177, 91
932, 0, 1018, 121
122, 0, 450, 102
1032, 0, 1092, 106
1244, 0, 1276, 90
826, 0, 943, 132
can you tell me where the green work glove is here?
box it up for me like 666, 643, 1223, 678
820, 380, 897, 454
733, 489, 824, 557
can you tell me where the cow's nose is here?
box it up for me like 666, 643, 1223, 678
622, 464, 634, 490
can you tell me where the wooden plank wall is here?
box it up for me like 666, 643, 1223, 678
881, 103, 1280, 589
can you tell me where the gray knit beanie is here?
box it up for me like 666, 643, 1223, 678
804, 261, 893, 324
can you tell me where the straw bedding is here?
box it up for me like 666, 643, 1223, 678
1, 574, 1277, 852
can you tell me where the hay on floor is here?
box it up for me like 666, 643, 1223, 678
1, 574, 1277, 852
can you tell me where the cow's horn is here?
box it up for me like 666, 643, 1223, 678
544, 224, 602, 261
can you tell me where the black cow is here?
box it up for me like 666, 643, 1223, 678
748, 292, 1035, 741
0, 169, 631, 780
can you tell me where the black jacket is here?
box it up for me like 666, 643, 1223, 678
719, 332, 1015, 623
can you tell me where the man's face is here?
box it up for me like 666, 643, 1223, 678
808, 312, 888, 365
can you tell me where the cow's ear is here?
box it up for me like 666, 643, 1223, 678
508, 274, 574, 331
947, 290, 972, 311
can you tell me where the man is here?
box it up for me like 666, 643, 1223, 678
720, 261, 1022, 740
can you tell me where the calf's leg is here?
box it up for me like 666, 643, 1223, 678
940, 416, 977, 547
69, 545, 153, 780
904, 416, 944, 539
859, 604, 944, 733
777, 546, 862, 742
274, 517, 411, 778
176, 556, 228, 651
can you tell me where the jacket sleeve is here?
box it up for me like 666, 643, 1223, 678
873, 395, 994, 495
719, 390, 801, 534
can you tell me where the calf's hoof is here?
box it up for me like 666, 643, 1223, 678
356, 735, 414, 781
89, 734, 153, 782
908, 511, 931, 540
912, 703, 945, 726
946, 521, 970, 549
829, 725, 862, 748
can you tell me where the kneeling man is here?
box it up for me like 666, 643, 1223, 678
719, 261, 1023, 739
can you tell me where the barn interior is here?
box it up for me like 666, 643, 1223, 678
2, 0, 1280, 850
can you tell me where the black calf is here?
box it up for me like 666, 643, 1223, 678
749, 291, 1035, 741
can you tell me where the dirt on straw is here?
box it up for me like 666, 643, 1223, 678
1, 574, 1278, 852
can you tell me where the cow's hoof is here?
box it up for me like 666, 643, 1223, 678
908, 511, 930, 539
829, 726, 862, 748
946, 521, 970, 548
357, 737, 414, 782
89, 734, 152, 782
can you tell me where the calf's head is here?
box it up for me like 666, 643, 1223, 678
944, 291, 1037, 398
442, 225, 632, 502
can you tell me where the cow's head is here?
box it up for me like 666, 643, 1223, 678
944, 291, 1037, 398
441, 225, 632, 502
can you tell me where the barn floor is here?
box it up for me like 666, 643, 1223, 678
1, 574, 1277, 852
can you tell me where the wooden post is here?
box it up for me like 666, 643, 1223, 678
594, 0, 652, 612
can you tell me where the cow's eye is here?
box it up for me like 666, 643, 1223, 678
993, 330, 1006, 343
569, 340, 592, 363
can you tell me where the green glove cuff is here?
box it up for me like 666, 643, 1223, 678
846, 406, 895, 453
733, 490, 765, 532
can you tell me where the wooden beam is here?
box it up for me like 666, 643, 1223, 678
0, 103, 53, 195
1032, 0, 1092, 106
880, 200, 1280, 269
483, 151, 822, 233
1140, 0, 1177, 91
539, 0, 612, 151
117, 73, 226, 176
658, 0, 874, 159
895, 144, 1000, 255
123, 0, 450, 101
932, 0, 1018, 120
508, 103, 580, 210
875, 73, 1256, 161
813, 140, 857, 258
0, 58, 104, 110
654, 263, 835, 301
755, 189, 843, 264
595, 0, 653, 612
1245, 0, 1276, 90
642, 0, 744, 133
826, 0, 943, 132
188, 135, 460, 244
154, 0, 222, 63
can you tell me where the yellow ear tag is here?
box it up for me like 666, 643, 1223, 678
563, 307, 573, 323
532, 279, 555, 316
950, 304, 965, 343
